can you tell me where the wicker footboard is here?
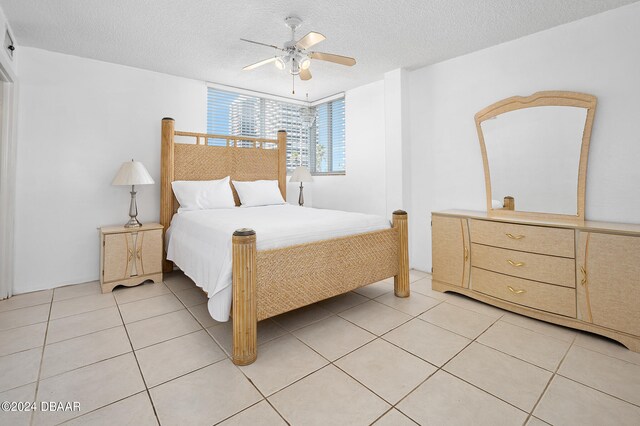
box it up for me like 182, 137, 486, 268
231, 210, 410, 365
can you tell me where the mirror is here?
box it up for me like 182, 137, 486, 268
475, 91, 596, 222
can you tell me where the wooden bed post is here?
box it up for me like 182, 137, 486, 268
393, 210, 410, 297
277, 130, 287, 200
232, 228, 257, 366
161, 118, 175, 273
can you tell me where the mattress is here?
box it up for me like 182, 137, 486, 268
166, 204, 391, 321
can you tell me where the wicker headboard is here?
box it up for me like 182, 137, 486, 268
160, 118, 287, 267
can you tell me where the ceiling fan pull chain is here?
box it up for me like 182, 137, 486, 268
292, 74, 295, 95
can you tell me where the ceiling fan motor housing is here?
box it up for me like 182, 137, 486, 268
284, 16, 303, 32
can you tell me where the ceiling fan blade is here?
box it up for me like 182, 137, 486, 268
295, 31, 326, 50
240, 38, 283, 51
310, 52, 356, 66
299, 68, 312, 81
243, 57, 277, 71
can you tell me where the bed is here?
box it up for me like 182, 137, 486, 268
160, 118, 410, 365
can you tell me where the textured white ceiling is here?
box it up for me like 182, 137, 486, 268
1, 0, 637, 101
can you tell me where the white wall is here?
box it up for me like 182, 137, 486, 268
383, 69, 410, 218
14, 47, 206, 293
308, 79, 387, 218
408, 2, 640, 271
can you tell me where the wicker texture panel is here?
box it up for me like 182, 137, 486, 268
173, 144, 279, 209
255, 228, 399, 320
232, 232, 257, 365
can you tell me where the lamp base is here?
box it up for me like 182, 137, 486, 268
124, 185, 142, 228
298, 182, 304, 206
124, 217, 142, 228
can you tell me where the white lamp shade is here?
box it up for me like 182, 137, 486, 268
290, 166, 313, 183
112, 160, 155, 186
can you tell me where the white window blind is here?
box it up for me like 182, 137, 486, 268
312, 98, 345, 174
207, 87, 345, 174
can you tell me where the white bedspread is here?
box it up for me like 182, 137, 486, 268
166, 204, 391, 321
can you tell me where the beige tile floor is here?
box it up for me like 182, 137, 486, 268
1, 270, 639, 425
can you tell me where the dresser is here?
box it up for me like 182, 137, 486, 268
99, 223, 163, 293
432, 210, 640, 352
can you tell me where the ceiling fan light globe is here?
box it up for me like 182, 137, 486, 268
275, 57, 286, 70
300, 57, 311, 70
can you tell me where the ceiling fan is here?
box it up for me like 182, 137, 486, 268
240, 16, 356, 86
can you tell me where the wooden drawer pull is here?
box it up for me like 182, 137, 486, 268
507, 259, 525, 267
464, 247, 469, 261
507, 285, 526, 295
505, 233, 525, 240
580, 266, 587, 285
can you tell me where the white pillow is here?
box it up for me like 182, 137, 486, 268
172, 177, 235, 212
233, 180, 286, 207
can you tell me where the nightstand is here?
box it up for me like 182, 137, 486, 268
99, 223, 163, 293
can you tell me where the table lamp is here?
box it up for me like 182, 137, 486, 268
290, 166, 313, 206
112, 159, 154, 227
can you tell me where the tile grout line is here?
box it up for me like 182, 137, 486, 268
524, 332, 578, 424
553, 337, 640, 409
146, 277, 230, 424
42, 321, 123, 348
392, 315, 490, 421
211, 399, 273, 425
223, 304, 395, 422
394, 308, 576, 421
29, 292, 54, 426
113, 291, 163, 426
0, 319, 48, 334
46, 297, 117, 322
554, 373, 640, 409
392, 315, 536, 424
266, 298, 448, 418
236, 284, 477, 422
52, 391, 151, 425
20, 288, 189, 386
163, 277, 293, 425
0, 300, 51, 315
432, 313, 554, 419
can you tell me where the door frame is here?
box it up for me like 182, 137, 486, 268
0, 51, 17, 299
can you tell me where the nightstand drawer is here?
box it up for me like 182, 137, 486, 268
472, 268, 576, 317
471, 243, 575, 288
470, 219, 574, 257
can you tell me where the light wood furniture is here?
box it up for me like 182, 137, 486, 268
432, 210, 640, 352
99, 223, 163, 293
475, 91, 597, 223
160, 118, 410, 365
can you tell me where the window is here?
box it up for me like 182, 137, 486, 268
207, 87, 345, 174
312, 98, 345, 174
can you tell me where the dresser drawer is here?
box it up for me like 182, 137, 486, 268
471, 243, 575, 288
472, 268, 576, 317
470, 219, 574, 258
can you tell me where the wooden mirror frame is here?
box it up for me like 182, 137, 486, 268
475, 91, 597, 223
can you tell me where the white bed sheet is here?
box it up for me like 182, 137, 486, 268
166, 204, 391, 321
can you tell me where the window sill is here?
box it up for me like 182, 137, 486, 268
287, 172, 346, 177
